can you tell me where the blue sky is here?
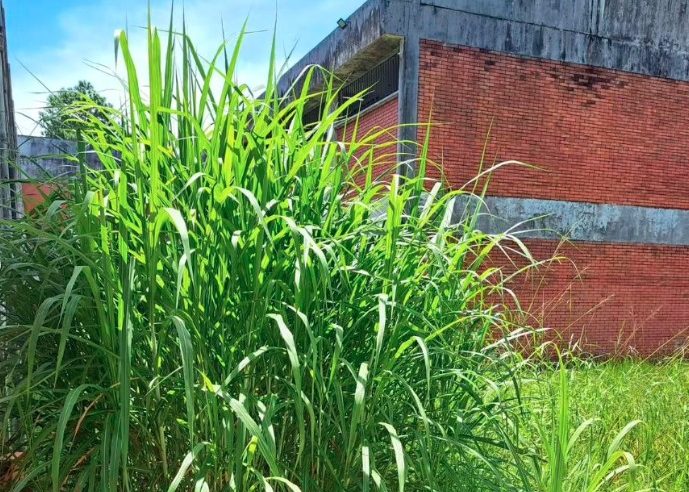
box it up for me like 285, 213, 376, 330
4, 0, 360, 135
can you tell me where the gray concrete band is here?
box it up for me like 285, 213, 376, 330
454, 196, 689, 247
282, 0, 689, 87
412, 1, 689, 82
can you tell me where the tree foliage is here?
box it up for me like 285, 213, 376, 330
38, 80, 111, 140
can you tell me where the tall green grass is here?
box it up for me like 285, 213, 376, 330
524, 354, 641, 492
531, 358, 689, 491
0, 16, 541, 491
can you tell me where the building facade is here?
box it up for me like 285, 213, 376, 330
280, 0, 689, 356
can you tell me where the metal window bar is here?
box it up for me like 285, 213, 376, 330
302, 54, 400, 126
338, 54, 399, 111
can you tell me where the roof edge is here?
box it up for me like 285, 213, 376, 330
277, 0, 392, 95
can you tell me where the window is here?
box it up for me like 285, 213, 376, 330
301, 54, 400, 126
338, 54, 399, 111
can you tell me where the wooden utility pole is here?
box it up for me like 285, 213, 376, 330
0, 0, 17, 220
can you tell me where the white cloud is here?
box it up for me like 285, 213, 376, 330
10, 0, 353, 135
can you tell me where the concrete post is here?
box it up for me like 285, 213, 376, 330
0, 0, 17, 220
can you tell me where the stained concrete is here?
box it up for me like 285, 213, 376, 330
281, 0, 689, 104
452, 196, 689, 246
277, 0, 392, 96
413, 2, 689, 81
18, 135, 101, 180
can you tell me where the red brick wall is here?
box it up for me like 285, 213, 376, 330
418, 40, 689, 356
418, 41, 689, 209
498, 240, 689, 357
338, 96, 398, 185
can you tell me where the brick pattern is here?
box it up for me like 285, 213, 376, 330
338, 97, 399, 185
418, 40, 689, 210
494, 240, 689, 357
417, 40, 689, 356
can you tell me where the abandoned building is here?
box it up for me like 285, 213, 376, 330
279, 0, 689, 356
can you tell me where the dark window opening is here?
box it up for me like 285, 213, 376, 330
301, 54, 399, 126
302, 104, 323, 126
338, 54, 399, 111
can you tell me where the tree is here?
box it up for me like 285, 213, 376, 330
38, 80, 112, 140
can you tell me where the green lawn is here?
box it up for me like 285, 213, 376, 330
522, 359, 689, 491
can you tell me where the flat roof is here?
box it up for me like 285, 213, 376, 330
280, 0, 689, 92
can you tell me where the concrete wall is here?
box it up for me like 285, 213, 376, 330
18, 136, 90, 179
16, 136, 101, 213
417, 7, 689, 355
277, 0, 394, 96
422, 0, 689, 46
281, 0, 689, 165
414, 33, 689, 355
422, 0, 689, 79
411, 0, 689, 79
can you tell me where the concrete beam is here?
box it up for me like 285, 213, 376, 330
452, 196, 689, 246
394, 1, 419, 177
282, 0, 689, 101
414, 0, 689, 82
277, 0, 389, 95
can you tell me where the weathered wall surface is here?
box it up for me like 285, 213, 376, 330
421, 0, 689, 47
278, 0, 393, 96
18, 136, 88, 178
280, 0, 689, 355
418, 40, 689, 355
419, 42, 689, 210
280, 0, 689, 178
411, 0, 689, 80
17, 136, 101, 213
0, 0, 17, 219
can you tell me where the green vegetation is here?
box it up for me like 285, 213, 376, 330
38, 80, 112, 140
0, 18, 538, 491
525, 358, 689, 491
1, 13, 687, 492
